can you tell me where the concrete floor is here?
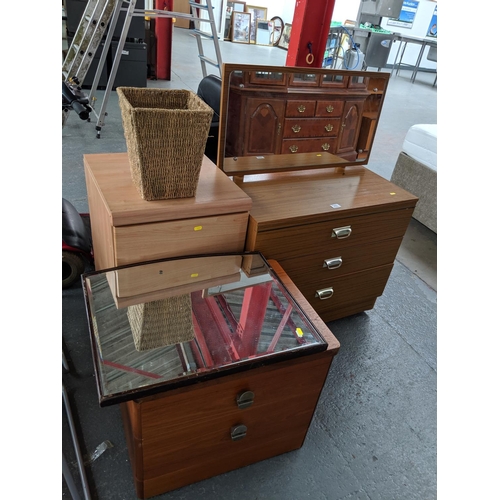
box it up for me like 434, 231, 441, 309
62, 26, 437, 500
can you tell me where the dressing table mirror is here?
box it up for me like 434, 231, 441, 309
217, 63, 390, 176
214, 63, 417, 325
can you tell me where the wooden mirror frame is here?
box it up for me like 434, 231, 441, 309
217, 63, 390, 177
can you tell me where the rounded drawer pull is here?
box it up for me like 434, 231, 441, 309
289, 145, 298, 153
331, 226, 352, 239
291, 124, 301, 133
315, 288, 334, 300
323, 257, 342, 270
236, 390, 255, 409
321, 143, 330, 151
324, 124, 334, 132
297, 105, 306, 113
326, 105, 334, 113
231, 424, 248, 441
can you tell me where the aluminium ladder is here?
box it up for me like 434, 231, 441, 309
62, 0, 121, 127
189, 0, 223, 78
62, 0, 222, 136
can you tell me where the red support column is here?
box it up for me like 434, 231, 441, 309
286, 0, 337, 68
155, 0, 173, 80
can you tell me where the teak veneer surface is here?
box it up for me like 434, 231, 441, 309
238, 165, 417, 231
83, 153, 252, 226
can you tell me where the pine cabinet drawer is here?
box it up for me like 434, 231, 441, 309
250, 209, 414, 262
283, 118, 341, 138
114, 213, 249, 266
281, 137, 339, 155
277, 237, 404, 281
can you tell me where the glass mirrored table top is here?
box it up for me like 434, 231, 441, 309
83, 252, 327, 406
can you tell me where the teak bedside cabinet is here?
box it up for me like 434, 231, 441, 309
83, 153, 252, 270
82, 253, 340, 499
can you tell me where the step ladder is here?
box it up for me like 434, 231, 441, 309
62, 0, 119, 84
62, 0, 223, 136
189, 0, 223, 78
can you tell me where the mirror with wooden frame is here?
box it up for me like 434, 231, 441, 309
217, 63, 390, 176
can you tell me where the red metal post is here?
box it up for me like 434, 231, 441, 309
286, 0, 337, 68
155, 0, 173, 80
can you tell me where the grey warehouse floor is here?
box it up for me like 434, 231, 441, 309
62, 27, 437, 499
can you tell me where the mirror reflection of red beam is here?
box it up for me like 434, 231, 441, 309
269, 287, 306, 345
236, 283, 272, 358
267, 303, 293, 353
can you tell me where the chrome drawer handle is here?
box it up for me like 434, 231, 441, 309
289, 145, 298, 153
323, 257, 342, 270
291, 124, 301, 133
297, 105, 306, 113
321, 143, 330, 151
231, 424, 247, 441
315, 288, 334, 300
331, 226, 352, 239
325, 124, 334, 132
236, 390, 255, 409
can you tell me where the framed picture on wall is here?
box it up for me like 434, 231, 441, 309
245, 5, 268, 44
231, 12, 251, 44
278, 23, 292, 50
224, 1, 246, 40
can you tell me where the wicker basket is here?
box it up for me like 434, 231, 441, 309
117, 87, 214, 201
127, 294, 195, 351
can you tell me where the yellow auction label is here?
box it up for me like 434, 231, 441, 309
194, 226, 203, 231
191, 273, 199, 278
296, 328, 304, 337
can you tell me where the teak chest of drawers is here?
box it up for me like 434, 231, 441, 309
83, 153, 252, 270
239, 165, 418, 322
82, 253, 340, 499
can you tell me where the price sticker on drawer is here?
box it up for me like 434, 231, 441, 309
193, 226, 203, 231
191, 273, 199, 278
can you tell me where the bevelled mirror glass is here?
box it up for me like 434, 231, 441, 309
217, 63, 390, 176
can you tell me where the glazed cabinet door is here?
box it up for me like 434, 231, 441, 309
243, 98, 285, 155
337, 98, 365, 155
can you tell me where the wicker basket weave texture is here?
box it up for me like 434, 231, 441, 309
117, 87, 214, 201
127, 294, 195, 351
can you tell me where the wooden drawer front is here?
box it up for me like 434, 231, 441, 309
250, 209, 413, 261
138, 353, 333, 484
283, 118, 341, 139
315, 100, 343, 117
281, 137, 339, 155
293, 264, 394, 316
277, 237, 404, 281
114, 212, 248, 266
285, 100, 315, 117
